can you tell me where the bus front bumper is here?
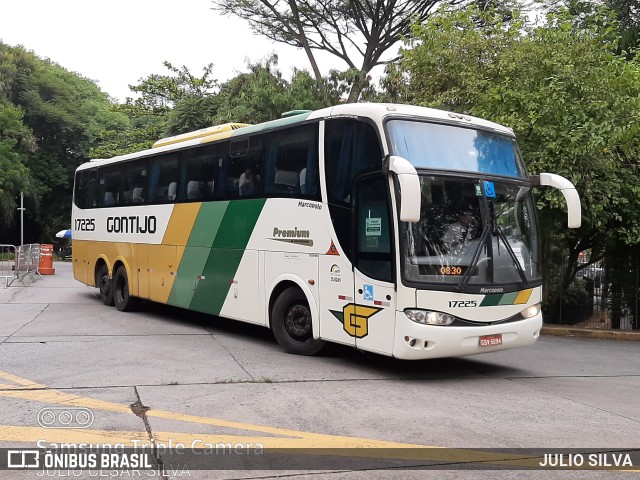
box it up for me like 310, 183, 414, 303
392, 311, 543, 360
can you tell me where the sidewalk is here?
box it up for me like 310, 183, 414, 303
542, 324, 640, 341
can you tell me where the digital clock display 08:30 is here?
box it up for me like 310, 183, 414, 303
440, 266, 466, 276
418, 265, 470, 276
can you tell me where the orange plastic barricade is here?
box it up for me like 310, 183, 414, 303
39, 244, 55, 275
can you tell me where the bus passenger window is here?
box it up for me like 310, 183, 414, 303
264, 124, 318, 197
325, 120, 382, 205
98, 166, 122, 207
75, 169, 98, 208
123, 161, 147, 205
149, 154, 179, 203
226, 136, 263, 199
181, 145, 217, 201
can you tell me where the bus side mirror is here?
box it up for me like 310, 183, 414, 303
385, 155, 421, 222
531, 173, 582, 228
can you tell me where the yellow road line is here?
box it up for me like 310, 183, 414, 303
0, 370, 637, 471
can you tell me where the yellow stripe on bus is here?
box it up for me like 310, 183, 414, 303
514, 289, 533, 304
163, 203, 201, 246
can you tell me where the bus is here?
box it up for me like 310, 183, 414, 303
72, 103, 581, 360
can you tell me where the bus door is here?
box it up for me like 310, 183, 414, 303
352, 175, 396, 355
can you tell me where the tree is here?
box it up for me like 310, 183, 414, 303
0, 42, 127, 242
398, 6, 640, 301
213, 55, 332, 124
211, 0, 471, 103
128, 61, 218, 111
543, 0, 640, 58
0, 103, 33, 226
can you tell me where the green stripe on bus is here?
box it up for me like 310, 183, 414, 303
232, 113, 312, 136
480, 294, 502, 307
168, 202, 229, 308
188, 248, 244, 315
187, 199, 266, 315
187, 202, 229, 247
169, 247, 211, 308
498, 292, 518, 305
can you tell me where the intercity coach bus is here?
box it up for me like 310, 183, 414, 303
72, 103, 581, 360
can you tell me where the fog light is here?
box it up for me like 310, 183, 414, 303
405, 309, 455, 325
521, 303, 541, 319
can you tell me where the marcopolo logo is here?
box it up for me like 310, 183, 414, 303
37, 407, 94, 429
270, 227, 313, 246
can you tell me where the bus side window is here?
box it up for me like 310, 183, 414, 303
181, 145, 217, 201
122, 160, 148, 205
264, 124, 318, 198
149, 154, 179, 203
325, 119, 382, 205
228, 136, 263, 198
75, 169, 98, 209
324, 119, 383, 259
98, 165, 122, 207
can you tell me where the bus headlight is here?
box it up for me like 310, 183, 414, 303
521, 303, 541, 319
404, 310, 455, 326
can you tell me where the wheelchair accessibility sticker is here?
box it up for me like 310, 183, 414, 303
363, 284, 374, 301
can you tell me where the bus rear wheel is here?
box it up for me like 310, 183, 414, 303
271, 287, 325, 356
113, 266, 137, 312
96, 264, 114, 306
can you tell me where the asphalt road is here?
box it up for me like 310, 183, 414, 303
0, 261, 638, 479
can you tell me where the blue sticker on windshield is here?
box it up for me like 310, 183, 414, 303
483, 181, 496, 198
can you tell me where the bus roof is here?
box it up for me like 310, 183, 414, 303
78, 103, 513, 172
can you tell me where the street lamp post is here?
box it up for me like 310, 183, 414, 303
17, 191, 25, 246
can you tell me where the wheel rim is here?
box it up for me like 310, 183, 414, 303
284, 304, 312, 341
99, 273, 110, 297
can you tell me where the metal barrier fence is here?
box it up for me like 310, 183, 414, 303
0, 243, 43, 287
545, 252, 640, 331
0, 244, 17, 287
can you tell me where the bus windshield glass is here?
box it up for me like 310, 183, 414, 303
401, 176, 540, 288
387, 120, 526, 178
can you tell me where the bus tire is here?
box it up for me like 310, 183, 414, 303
96, 264, 114, 306
271, 287, 325, 356
113, 266, 137, 312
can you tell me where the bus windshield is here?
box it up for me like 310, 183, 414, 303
387, 119, 526, 178
401, 176, 541, 289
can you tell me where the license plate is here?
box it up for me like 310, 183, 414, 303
479, 334, 502, 347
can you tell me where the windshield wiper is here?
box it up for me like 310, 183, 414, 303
456, 224, 491, 292
456, 197, 529, 291
493, 224, 529, 286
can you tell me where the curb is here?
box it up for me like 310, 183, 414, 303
541, 325, 640, 341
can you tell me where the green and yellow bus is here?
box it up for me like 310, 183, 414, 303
72, 103, 581, 359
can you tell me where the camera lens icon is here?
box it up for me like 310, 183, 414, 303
37, 407, 94, 429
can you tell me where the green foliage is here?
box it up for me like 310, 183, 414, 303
0, 42, 126, 241
0, 103, 32, 225
211, 56, 331, 125
212, 0, 483, 102
400, 5, 640, 281
128, 61, 218, 111
90, 102, 165, 158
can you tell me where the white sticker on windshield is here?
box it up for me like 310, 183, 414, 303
512, 247, 525, 269
366, 217, 382, 236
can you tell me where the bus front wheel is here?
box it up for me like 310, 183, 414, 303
113, 266, 137, 312
96, 264, 114, 306
271, 287, 325, 356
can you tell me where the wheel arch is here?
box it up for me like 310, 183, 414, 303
112, 256, 133, 287
266, 275, 320, 340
